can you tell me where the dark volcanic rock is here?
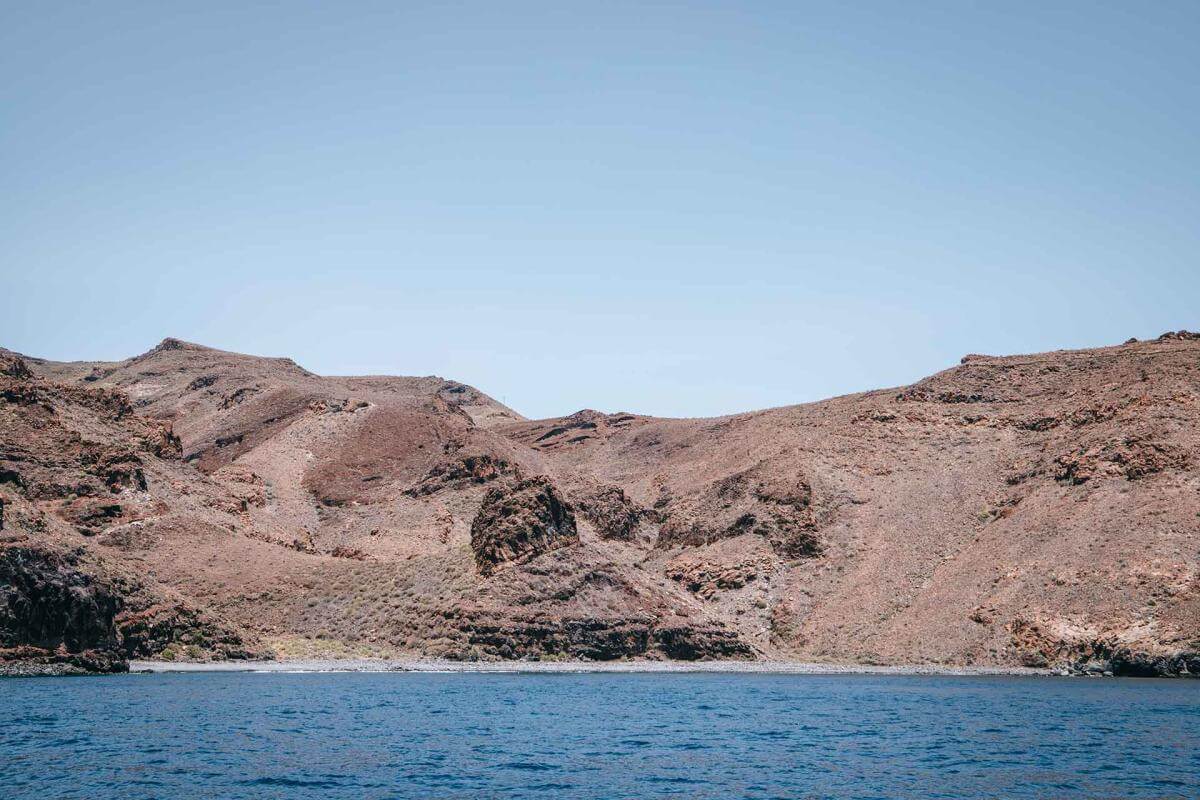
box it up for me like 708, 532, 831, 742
455, 613, 753, 661
0, 541, 264, 673
57, 497, 125, 535
89, 448, 147, 492
1156, 330, 1200, 342
1104, 649, 1200, 678
470, 477, 579, 575
654, 624, 754, 660
0, 645, 127, 676
576, 485, 649, 540
116, 601, 264, 661
0, 544, 126, 672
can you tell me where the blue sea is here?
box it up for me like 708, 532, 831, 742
1, 672, 1197, 799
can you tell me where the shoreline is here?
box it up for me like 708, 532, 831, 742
128, 658, 1055, 677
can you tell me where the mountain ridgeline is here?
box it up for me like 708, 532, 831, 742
2, 334, 1198, 675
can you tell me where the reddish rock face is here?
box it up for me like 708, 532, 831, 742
656, 467, 821, 558
666, 555, 767, 600
1054, 435, 1188, 484
471, 477, 579, 575
576, 485, 648, 541
405, 454, 517, 497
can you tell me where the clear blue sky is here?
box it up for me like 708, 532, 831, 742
3, 2, 1197, 419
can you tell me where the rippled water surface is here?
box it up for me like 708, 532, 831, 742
2, 672, 1197, 799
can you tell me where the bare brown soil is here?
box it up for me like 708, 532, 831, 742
3, 333, 1198, 675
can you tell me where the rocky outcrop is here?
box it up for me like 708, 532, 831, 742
471, 477, 579, 575
576, 485, 649, 540
896, 388, 997, 404
665, 554, 768, 599
0, 544, 126, 673
1010, 617, 1199, 677
508, 410, 650, 451
145, 423, 182, 459
1156, 330, 1200, 342
654, 624, 756, 660
1054, 435, 1188, 484
452, 612, 753, 661
88, 448, 148, 492
657, 468, 822, 558
0, 541, 267, 674
405, 454, 517, 497
56, 497, 127, 535
0, 354, 33, 379
0, 361, 167, 511
116, 601, 265, 661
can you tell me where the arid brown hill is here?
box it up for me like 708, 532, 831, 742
2, 334, 1197, 675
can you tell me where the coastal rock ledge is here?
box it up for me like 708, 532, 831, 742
0, 540, 265, 676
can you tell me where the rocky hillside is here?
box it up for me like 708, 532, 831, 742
2, 334, 1197, 675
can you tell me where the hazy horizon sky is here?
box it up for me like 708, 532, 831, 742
3, 2, 1198, 419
